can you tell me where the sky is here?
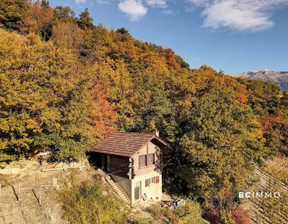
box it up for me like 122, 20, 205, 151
48, 0, 288, 74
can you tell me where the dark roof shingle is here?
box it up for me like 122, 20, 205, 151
91, 132, 168, 157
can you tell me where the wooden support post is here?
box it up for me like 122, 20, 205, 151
0, 184, 1, 205
39, 185, 42, 205
18, 181, 20, 202
39, 185, 50, 205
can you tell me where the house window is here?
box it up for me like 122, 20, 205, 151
147, 153, 155, 165
149, 177, 156, 184
139, 155, 147, 168
145, 176, 160, 187
139, 154, 155, 168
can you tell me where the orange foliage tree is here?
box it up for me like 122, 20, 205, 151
88, 76, 116, 139
19, 0, 53, 40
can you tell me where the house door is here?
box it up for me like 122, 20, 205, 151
134, 181, 141, 201
106, 155, 110, 172
101, 155, 110, 172
101, 154, 106, 171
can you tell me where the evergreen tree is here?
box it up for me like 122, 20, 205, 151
77, 8, 94, 30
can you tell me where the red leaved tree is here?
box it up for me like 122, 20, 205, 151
89, 76, 116, 140
19, 0, 53, 40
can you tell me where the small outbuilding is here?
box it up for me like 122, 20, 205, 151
90, 132, 168, 204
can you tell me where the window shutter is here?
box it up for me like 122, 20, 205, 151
139, 156, 141, 169
145, 179, 149, 187
156, 176, 159, 183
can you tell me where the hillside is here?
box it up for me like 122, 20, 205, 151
241, 157, 288, 223
230, 69, 288, 90
0, 159, 207, 224
0, 1, 288, 223
0, 160, 91, 224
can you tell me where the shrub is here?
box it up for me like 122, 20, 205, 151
58, 176, 128, 224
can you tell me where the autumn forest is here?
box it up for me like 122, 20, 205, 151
0, 0, 288, 223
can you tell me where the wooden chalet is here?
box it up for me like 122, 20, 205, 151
90, 132, 168, 204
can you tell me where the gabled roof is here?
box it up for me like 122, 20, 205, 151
91, 132, 168, 157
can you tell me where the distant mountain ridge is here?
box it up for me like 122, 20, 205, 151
230, 69, 288, 90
